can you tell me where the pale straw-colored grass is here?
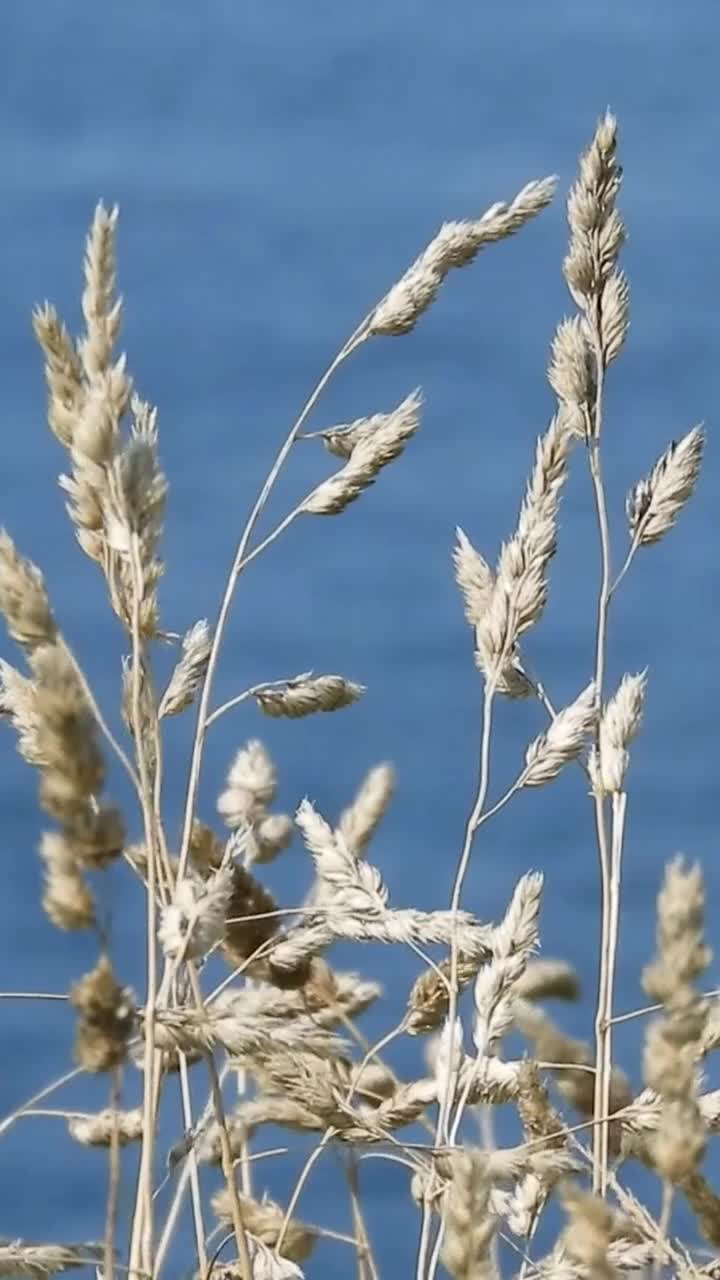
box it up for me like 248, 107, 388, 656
0, 114, 713, 1280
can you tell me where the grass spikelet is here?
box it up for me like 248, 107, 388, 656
254, 674, 364, 717
369, 176, 556, 336
245, 812, 294, 864
70, 955, 135, 1073
302, 395, 420, 513
39, 831, 95, 931
218, 739, 277, 826
523, 682, 596, 786
68, 1108, 144, 1147
547, 316, 596, 415
158, 619, 212, 716
79, 201, 122, 380
473, 872, 542, 1057
477, 414, 574, 679
564, 111, 623, 318
590, 671, 646, 795
453, 526, 494, 628
301, 389, 422, 458
0, 533, 57, 654
561, 1186, 617, 1280
516, 958, 581, 1002
295, 796, 387, 903
626, 427, 704, 548
222, 862, 280, 969
441, 1149, 497, 1280
32, 302, 86, 448
642, 858, 710, 1183
337, 761, 395, 856
406, 948, 484, 1034
211, 1187, 316, 1262
0, 1241, 104, 1276
158, 866, 233, 960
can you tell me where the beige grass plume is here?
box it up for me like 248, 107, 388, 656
642, 857, 710, 1185
476, 414, 575, 686
370, 176, 556, 336
302, 393, 421, 514
254, 673, 364, 717
337, 761, 395, 856
626, 427, 704, 548
589, 672, 646, 795
523, 682, 597, 786
70, 955, 135, 1072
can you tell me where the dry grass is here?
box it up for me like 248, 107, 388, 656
0, 113, 714, 1280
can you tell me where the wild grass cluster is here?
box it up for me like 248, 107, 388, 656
0, 113, 715, 1280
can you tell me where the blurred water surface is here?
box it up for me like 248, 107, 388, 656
0, 3, 717, 1273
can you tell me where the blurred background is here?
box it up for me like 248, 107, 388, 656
0, 2, 717, 1274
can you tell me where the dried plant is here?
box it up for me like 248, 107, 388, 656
0, 114, 712, 1280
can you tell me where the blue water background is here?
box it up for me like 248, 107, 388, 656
0, 3, 718, 1274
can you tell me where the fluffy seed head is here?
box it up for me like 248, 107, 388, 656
0, 533, 57, 654
254, 675, 364, 719
159, 619, 212, 717
626, 427, 704, 547
523, 683, 597, 786
303, 394, 421, 514
369, 177, 556, 336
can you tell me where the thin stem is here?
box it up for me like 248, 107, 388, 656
345, 1016, 410, 1108
437, 683, 495, 1146
346, 1153, 379, 1280
155, 1070, 226, 1278
206, 673, 314, 730
415, 1190, 438, 1280
0, 1066, 84, 1138
103, 1068, 122, 1280
586, 329, 617, 1197
609, 535, 640, 598
276, 1132, 335, 1257
654, 1181, 674, 1280
177, 1053, 208, 1280
599, 791, 627, 1162
126, 532, 164, 1279
0, 991, 68, 1001
610, 987, 720, 1027
151, 710, 175, 904
176, 322, 369, 883
205, 690, 253, 729
340, 1014, 435, 1137
186, 963, 252, 1280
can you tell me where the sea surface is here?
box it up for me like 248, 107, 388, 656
0, 3, 717, 1276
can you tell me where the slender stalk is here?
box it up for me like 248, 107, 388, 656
177, 1053, 208, 1280
415, 1189, 438, 1280
610, 987, 720, 1027
104, 1068, 122, 1280
436, 684, 495, 1146
126, 533, 164, 1279
609, 536, 640, 598
654, 1181, 674, 1280
276, 1132, 335, 1257
346, 1153, 379, 1280
0, 1066, 84, 1137
0, 992, 68, 1001
155, 1069, 228, 1278
586, 338, 619, 1197
184, 963, 252, 1280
